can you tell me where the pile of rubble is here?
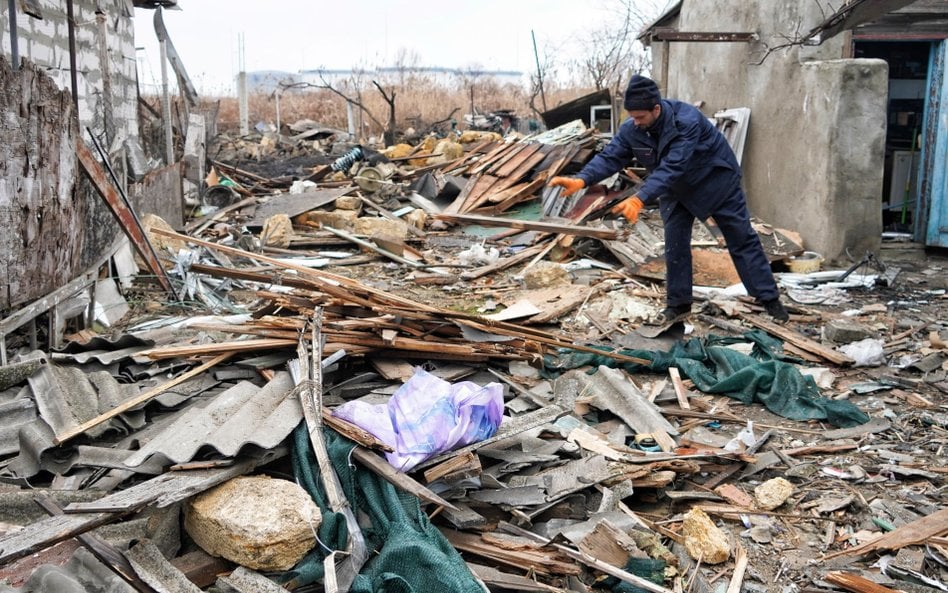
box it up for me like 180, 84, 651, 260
1, 121, 947, 593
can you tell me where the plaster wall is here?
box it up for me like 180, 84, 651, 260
652, 0, 887, 260
0, 0, 142, 308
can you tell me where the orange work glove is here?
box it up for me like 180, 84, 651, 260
549, 176, 585, 197
611, 196, 644, 223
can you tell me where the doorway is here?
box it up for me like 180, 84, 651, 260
854, 41, 930, 233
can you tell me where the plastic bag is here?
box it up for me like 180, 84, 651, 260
838, 338, 886, 367
333, 368, 504, 471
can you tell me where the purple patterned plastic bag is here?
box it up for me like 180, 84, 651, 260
332, 368, 504, 471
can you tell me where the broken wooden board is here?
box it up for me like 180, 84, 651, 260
436, 212, 621, 240
739, 313, 855, 366
823, 507, 948, 560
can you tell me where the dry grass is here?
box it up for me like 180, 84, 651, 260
208, 74, 596, 141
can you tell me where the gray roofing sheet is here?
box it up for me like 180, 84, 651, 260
121, 371, 299, 468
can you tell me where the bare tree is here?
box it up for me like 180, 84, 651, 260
280, 71, 387, 141
372, 81, 397, 146
576, 0, 654, 91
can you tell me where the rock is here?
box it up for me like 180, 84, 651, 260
185, 475, 321, 571
403, 209, 427, 230
334, 195, 363, 211
141, 213, 185, 265
681, 508, 730, 564
521, 262, 570, 289
354, 217, 409, 240
823, 319, 874, 344
260, 214, 293, 248
754, 477, 794, 510
298, 209, 358, 231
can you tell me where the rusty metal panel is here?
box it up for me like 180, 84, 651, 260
127, 162, 185, 229
0, 57, 87, 311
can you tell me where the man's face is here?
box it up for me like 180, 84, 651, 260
627, 105, 661, 129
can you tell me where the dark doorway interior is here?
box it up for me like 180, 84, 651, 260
854, 41, 930, 233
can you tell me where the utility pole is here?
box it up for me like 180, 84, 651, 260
531, 30, 548, 113
238, 33, 249, 136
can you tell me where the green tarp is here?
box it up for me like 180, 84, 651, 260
285, 425, 483, 593
546, 330, 869, 428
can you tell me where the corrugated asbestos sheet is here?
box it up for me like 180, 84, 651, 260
121, 371, 299, 469
8, 365, 299, 478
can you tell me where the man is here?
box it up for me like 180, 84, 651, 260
550, 75, 789, 324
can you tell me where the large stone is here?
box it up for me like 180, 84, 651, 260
260, 214, 293, 248
754, 477, 794, 511
823, 319, 874, 344
299, 209, 358, 231
681, 508, 730, 564
521, 262, 570, 289
354, 217, 409, 240
184, 475, 320, 571
334, 195, 363, 211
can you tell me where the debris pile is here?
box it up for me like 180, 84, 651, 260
1, 119, 947, 593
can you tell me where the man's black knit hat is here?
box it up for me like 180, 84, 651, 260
623, 75, 661, 111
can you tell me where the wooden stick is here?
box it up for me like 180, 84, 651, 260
53, 353, 232, 445
668, 367, 691, 410
824, 572, 900, 593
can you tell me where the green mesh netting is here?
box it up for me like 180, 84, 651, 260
598, 557, 667, 593
545, 330, 869, 428
283, 424, 484, 593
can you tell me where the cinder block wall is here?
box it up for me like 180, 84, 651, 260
0, 0, 139, 142
651, 0, 886, 261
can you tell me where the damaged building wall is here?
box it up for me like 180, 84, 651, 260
651, 1, 887, 260
0, 0, 144, 310
0, 57, 84, 311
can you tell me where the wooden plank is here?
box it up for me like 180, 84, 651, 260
351, 447, 459, 511
435, 213, 621, 240
578, 520, 642, 568
54, 353, 232, 445
423, 451, 482, 484
292, 314, 367, 592
489, 143, 540, 177
76, 136, 172, 294
440, 529, 580, 576
668, 367, 691, 410
823, 507, 948, 559
824, 572, 900, 593
498, 522, 675, 593
725, 543, 748, 593
156, 228, 649, 366
466, 562, 561, 592
171, 550, 233, 589
142, 339, 296, 359
460, 174, 505, 213
738, 313, 855, 366
476, 176, 549, 215
34, 495, 158, 593
460, 243, 547, 281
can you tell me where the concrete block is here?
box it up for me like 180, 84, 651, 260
823, 319, 874, 344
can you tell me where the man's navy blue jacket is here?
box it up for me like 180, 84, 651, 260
576, 99, 741, 220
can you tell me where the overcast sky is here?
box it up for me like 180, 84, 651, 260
133, 0, 670, 95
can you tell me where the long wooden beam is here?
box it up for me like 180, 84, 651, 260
435, 212, 622, 240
